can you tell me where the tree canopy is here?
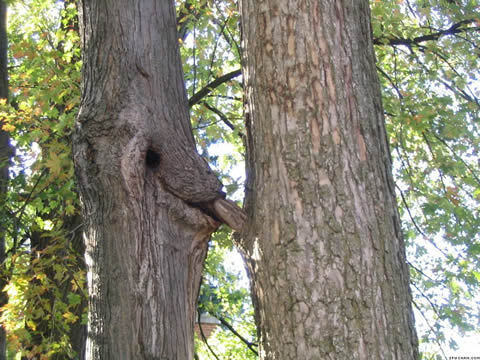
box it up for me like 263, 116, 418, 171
0, 0, 478, 359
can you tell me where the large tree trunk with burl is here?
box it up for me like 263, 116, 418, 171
239, 0, 419, 359
74, 1, 243, 358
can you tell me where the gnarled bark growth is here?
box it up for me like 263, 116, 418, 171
74, 1, 243, 358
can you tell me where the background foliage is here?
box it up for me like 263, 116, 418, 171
0, 0, 478, 359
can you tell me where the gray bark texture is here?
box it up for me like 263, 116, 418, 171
74, 1, 236, 358
0, 1, 9, 358
239, 1, 419, 359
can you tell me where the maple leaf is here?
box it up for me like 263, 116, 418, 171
45, 152, 62, 177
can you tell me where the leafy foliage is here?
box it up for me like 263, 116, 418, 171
2, 233, 86, 359
1, 0, 85, 358
195, 233, 257, 360
371, 0, 480, 356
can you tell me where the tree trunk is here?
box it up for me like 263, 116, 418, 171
239, 1, 419, 359
74, 1, 231, 358
65, 215, 87, 360
0, 1, 10, 358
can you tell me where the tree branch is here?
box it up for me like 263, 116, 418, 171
209, 311, 258, 356
212, 198, 246, 232
404, 43, 479, 107
197, 312, 220, 360
376, 65, 403, 100
374, 20, 478, 47
202, 101, 236, 131
395, 184, 460, 264
410, 280, 441, 318
188, 69, 241, 107
430, 131, 480, 186
411, 299, 448, 359
406, 260, 449, 291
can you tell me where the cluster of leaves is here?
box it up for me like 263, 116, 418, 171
1, 0, 86, 358
2, 232, 86, 359
177, 0, 245, 199
371, 0, 480, 356
195, 231, 257, 360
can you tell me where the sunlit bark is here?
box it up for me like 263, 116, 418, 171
239, 1, 419, 358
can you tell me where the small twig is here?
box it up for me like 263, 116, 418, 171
376, 65, 403, 100
11, 169, 47, 216
198, 312, 220, 360
202, 102, 236, 131
206, 94, 242, 102
407, 260, 448, 291
395, 184, 457, 262
11, 169, 48, 251
410, 281, 441, 318
209, 310, 258, 356
411, 299, 448, 359
177, 0, 208, 41
193, 119, 222, 130
207, 16, 230, 82
403, 41, 479, 107
417, 43, 479, 106
430, 131, 480, 186
193, 25, 197, 95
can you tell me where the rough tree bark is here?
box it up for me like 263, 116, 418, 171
239, 1, 419, 359
0, 2, 10, 358
74, 1, 242, 358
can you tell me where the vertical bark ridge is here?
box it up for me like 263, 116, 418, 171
240, 0, 418, 359
75, 1, 222, 358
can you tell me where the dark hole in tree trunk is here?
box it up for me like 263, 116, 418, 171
146, 149, 161, 168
